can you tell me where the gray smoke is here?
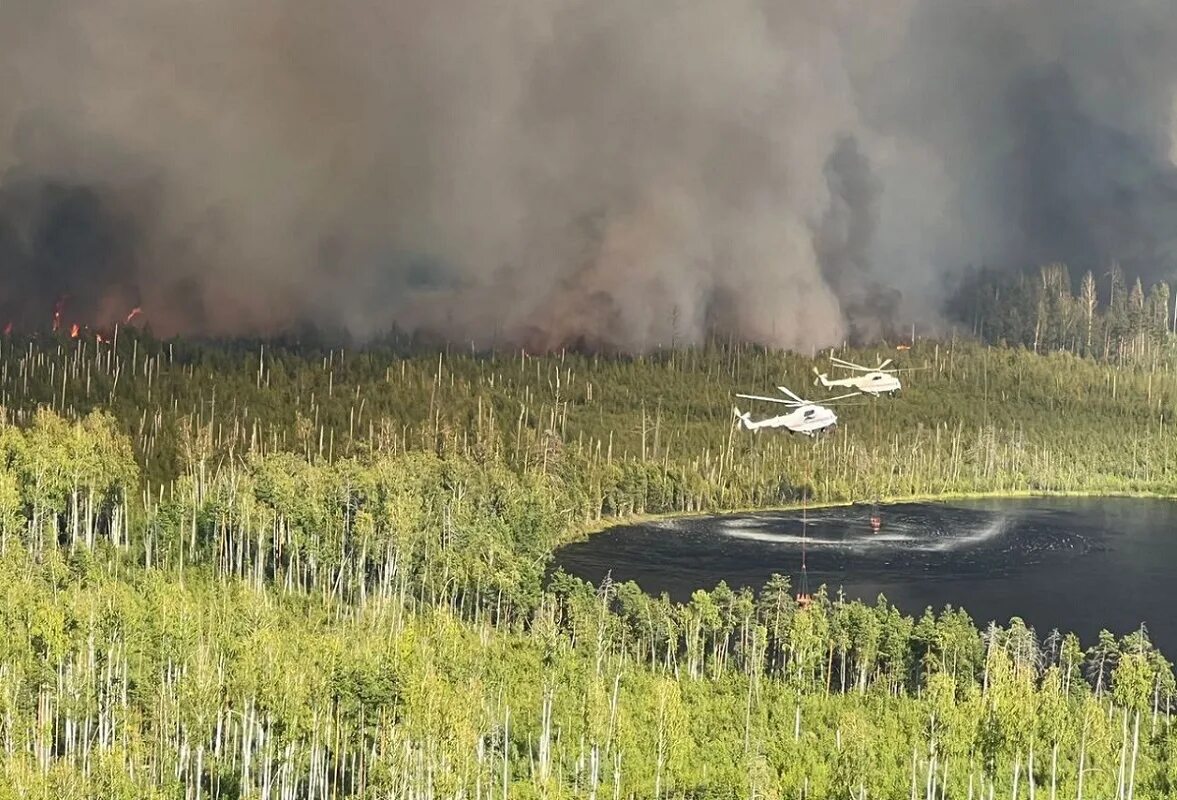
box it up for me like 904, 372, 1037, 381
814, 136, 901, 342
2, 1, 1177, 348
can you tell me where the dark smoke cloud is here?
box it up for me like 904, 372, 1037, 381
814, 136, 902, 343
2, 1, 1177, 348
866, 0, 1177, 294
0, 178, 135, 327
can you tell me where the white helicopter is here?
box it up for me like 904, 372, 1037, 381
813, 355, 916, 396
733, 385, 860, 436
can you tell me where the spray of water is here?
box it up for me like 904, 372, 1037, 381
927, 513, 1014, 552
718, 509, 1017, 553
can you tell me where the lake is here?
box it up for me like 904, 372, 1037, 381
553, 497, 1177, 654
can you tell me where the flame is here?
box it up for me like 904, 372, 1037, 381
69, 324, 80, 339
896, 344, 911, 351
125, 307, 142, 324
52, 298, 64, 332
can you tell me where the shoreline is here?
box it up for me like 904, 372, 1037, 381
567, 488, 1177, 541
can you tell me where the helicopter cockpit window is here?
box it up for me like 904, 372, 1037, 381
871, 375, 882, 381
803, 409, 815, 419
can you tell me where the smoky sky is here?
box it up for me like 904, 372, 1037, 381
3, 1, 1177, 349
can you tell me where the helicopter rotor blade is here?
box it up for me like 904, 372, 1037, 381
736, 393, 801, 406
819, 391, 862, 403
877, 358, 893, 370
829, 355, 864, 367
829, 357, 874, 372
775, 385, 806, 404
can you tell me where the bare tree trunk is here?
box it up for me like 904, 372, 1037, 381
1127, 711, 1140, 800
1028, 744, 1036, 800
1012, 752, 1021, 800
744, 674, 754, 753
503, 706, 510, 800
926, 750, 936, 800
1076, 721, 1086, 800
910, 746, 918, 800
654, 693, 667, 800
1116, 709, 1128, 800
1050, 741, 1058, 800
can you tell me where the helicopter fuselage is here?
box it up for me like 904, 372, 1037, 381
818, 371, 900, 395
855, 372, 901, 395
735, 403, 838, 436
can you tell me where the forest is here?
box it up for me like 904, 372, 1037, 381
1, 326, 1177, 797
950, 262, 1175, 363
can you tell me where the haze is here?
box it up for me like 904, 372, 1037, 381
3, 0, 1176, 349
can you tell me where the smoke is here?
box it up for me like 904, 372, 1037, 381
2, 1, 1177, 348
814, 136, 902, 342
0, 178, 141, 328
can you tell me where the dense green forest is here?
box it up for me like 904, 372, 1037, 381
2, 329, 1177, 796
951, 262, 1175, 363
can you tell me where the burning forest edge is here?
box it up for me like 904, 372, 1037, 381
10, 0, 1177, 791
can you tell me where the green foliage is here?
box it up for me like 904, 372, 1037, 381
952, 262, 1176, 362
0, 547, 1172, 798
0, 332, 1173, 794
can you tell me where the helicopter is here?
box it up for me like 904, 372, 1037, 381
733, 385, 860, 436
812, 355, 921, 396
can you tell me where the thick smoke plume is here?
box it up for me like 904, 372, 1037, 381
3, 1, 1177, 349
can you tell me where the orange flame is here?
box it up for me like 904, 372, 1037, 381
69, 324, 80, 339
125, 307, 142, 324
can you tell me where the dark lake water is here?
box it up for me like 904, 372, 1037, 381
552, 497, 1177, 654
